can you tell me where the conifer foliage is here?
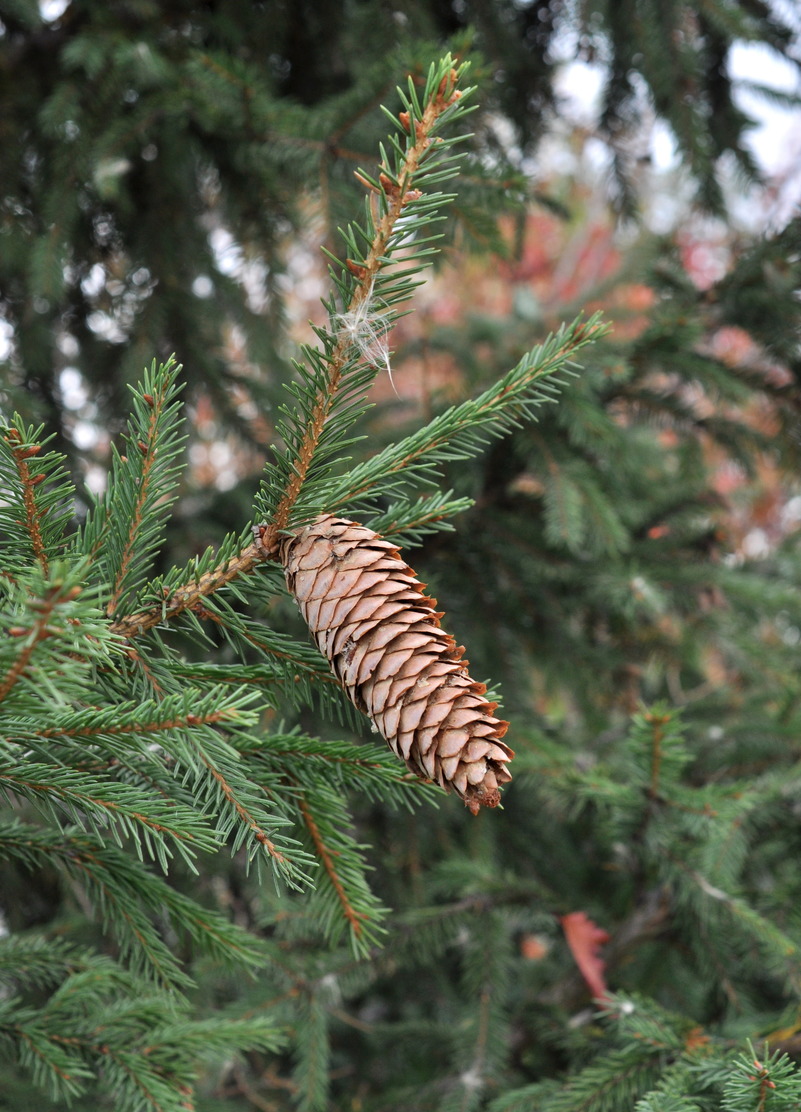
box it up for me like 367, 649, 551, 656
3, 6, 801, 1111
0, 58, 598, 1109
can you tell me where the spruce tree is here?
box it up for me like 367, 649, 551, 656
1, 57, 600, 1108
3, 5, 801, 1112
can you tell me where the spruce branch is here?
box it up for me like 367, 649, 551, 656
0, 417, 75, 578
367, 490, 475, 545
324, 314, 607, 514
256, 57, 475, 549
722, 1044, 801, 1112
0, 950, 283, 1112
256, 62, 469, 556
196, 745, 294, 872
0, 761, 217, 862
108, 532, 264, 639
157, 719, 314, 885
76, 357, 187, 620
0, 564, 112, 707
172, 658, 357, 730
169, 594, 341, 682
298, 796, 371, 947
32, 695, 247, 743
0, 935, 94, 992
0, 821, 268, 985
1, 424, 51, 575
7, 1004, 94, 1102
104, 63, 602, 657
0, 582, 63, 704
107, 59, 475, 640
246, 729, 434, 796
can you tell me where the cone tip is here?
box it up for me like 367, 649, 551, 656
464, 784, 503, 814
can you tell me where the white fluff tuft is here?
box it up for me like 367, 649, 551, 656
332, 288, 397, 393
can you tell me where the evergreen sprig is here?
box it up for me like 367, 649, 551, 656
104, 56, 594, 653
255, 55, 479, 551
325, 314, 606, 515
0, 56, 609, 1107
0, 559, 120, 706
77, 356, 187, 618
0, 419, 75, 575
0, 950, 282, 1111
0, 821, 268, 985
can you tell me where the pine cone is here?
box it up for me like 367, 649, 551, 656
271, 514, 512, 813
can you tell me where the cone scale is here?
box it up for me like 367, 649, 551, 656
257, 515, 512, 812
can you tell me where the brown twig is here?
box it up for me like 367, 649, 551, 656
109, 542, 263, 638
33, 705, 237, 740
3, 427, 49, 575
298, 796, 366, 938
200, 751, 288, 865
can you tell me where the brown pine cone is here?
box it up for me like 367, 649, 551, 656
266, 514, 512, 813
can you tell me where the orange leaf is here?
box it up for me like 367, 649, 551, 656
561, 911, 610, 1000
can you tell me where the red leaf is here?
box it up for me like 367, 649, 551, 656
561, 911, 610, 1000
